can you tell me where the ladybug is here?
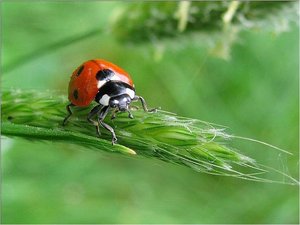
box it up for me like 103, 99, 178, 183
63, 59, 156, 144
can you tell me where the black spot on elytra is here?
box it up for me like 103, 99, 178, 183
96, 69, 114, 81
76, 65, 84, 76
73, 89, 79, 100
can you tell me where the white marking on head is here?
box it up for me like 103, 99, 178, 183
126, 88, 135, 99
111, 74, 122, 81
97, 80, 106, 89
97, 74, 121, 89
99, 94, 110, 106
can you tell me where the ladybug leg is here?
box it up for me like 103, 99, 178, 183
63, 103, 75, 126
133, 95, 157, 112
128, 110, 134, 119
111, 108, 119, 120
87, 105, 103, 136
98, 106, 117, 145
129, 105, 139, 110
87, 105, 102, 125
111, 108, 133, 120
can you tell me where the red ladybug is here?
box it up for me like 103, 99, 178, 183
63, 59, 155, 144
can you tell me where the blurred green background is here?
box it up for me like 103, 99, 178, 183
1, 1, 299, 224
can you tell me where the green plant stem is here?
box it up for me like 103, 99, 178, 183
1, 90, 298, 185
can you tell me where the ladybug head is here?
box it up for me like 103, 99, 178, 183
109, 94, 132, 112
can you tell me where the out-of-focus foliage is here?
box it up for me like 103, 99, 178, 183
1, 1, 299, 224
111, 1, 298, 59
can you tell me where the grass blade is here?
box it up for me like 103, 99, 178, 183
1, 90, 298, 185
